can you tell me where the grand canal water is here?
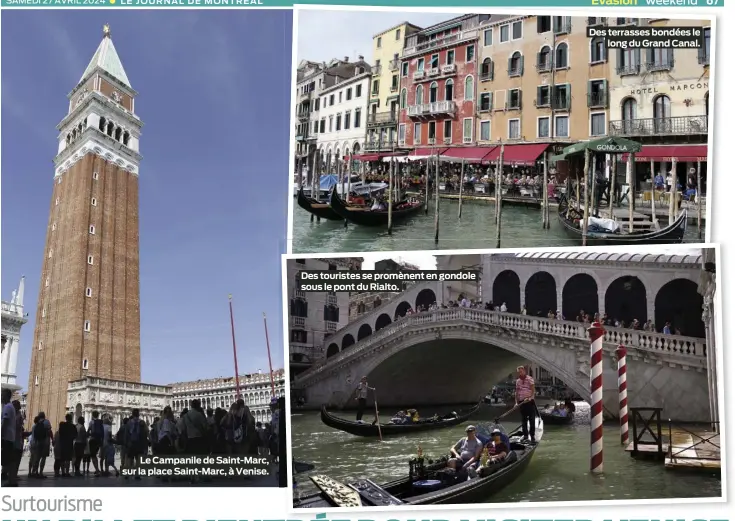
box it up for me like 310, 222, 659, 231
291, 198, 702, 253
291, 403, 721, 503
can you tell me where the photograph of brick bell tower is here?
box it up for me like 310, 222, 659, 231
25, 24, 142, 429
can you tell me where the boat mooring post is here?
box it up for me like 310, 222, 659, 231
609, 154, 616, 217
629, 152, 636, 233
388, 155, 394, 235
347, 153, 352, 204
542, 150, 548, 229
616, 344, 629, 446
434, 150, 440, 245
425, 156, 430, 214
494, 155, 501, 224
697, 160, 702, 239
495, 144, 504, 248
588, 321, 605, 473
650, 158, 658, 230
669, 157, 678, 225
458, 159, 465, 219
582, 149, 590, 247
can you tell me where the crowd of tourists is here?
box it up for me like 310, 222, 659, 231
1, 389, 281, 485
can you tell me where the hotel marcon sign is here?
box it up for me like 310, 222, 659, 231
629, 82, 709, 96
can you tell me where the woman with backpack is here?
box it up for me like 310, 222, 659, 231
124, 409, 148, 480
29, 412, 52, 478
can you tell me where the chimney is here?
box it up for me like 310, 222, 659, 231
358, 55, 364, 60
344, 56, 349, 62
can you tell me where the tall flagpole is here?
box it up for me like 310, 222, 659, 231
263, 312, 276, 396
228, 295, 241, 398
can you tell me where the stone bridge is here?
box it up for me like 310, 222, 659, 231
294, 306, 709, 422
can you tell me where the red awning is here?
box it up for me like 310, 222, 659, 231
442, 146, 498, 162
483, 143, 550, 166
411, 148, 449, 156
622, 145, 708, 163
349, 151, 407, 161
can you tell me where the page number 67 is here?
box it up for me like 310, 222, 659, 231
706, 0, 720, 5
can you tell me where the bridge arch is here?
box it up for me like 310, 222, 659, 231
415, 288, 437, 310
341, 334, 355, 350
493, 270, 521, 312
326, 343, 339, 358
655, 279, 704, 337
357, 323, 372, 341
525, 271, 556, 317
395, 301, 412, 318
375, 313, 392, 331
605, 275, 646, 326
562, 273, 598, 319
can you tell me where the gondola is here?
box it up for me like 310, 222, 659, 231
557, 195, 687, 246
329, 187, 425, 227
501, 196, 542, 209
538, 410, 574, 425
320, 402, 481, 437
297, 187, 344, 221
294, 418, 543, 507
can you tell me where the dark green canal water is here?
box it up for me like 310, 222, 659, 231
291, 198, 702, 253
291, 402, 720, 503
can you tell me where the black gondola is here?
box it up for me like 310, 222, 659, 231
557, 195, 687, 246
538, 410, 574, 425
294, 418, 543, 507
297, 187, 344, 221
320, 402, 481, 437
329, 187, 424, 227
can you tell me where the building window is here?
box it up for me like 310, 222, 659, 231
553, 16, 571, 34
429, 82, 438, 103
45, 277, 49, 287
83, 359, 89, 370
416, 85, 424, 105
466, 45, 475, 62
344, 111, 351, 130
537, 116, 550, 138
398, 123, 406, 145
483, 28, 493, 46
537, 86, 550, 107
91, 197, 97, 206
88, 255, 94, 265
356, 84, 363, 97
58, 176, 62, 185
588, 80, 608, 108
555, 43, 569, 69
328, 116, 333, 132
653, 94, 671, 133
320, 119, 326, 133
371, 80, 379, 96
590, 112, 606, 136
338, 91, 342, 103
38, 341, 43, 351
512, 20, 523, 40
622, 97, 637, 133
464, 76, 474, 101
346, 88, 352, 101
646, 48, 674, 71
507, 89, 522, 109
537, 46, 551, 71
35, 376, 39, 386
479, 92, 492, 111
480, 120, 491, 141
89, 225, 95, 235
430, 54, 439, 69
508, 119, 521, 139
463, 118, 473, 143
414, 122, 421, 145
537, 16, 551, 33
42, 307, 46, 318
445, 79, 454, 100
391, 74, 398, 91
55, 198, 59, 206
447, 49, 455, 65
555, 115, 569, 137
52, 222, 56, 231
508, 52, 523, 76
395, 29, 401, 40
552, 84, 571, 110
699, 27, 711, 65
480, 58, 494, 80
617, 48, 641, 75
428, 121, 436, 144
377, 36, 382, 48
590, 37, 606, 63
400, 88, 407, 108
354, 109, 361, 128
86, 287, 93, 297
402, 62, 409, 77
84, 320, 91, 332
93, 171, 99, 180
48, 249, 53, 259
500, 24, 510, 43
443, 120, 452, 143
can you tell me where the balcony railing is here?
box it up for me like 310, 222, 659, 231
295, 135, 306, 141
428, 137, 436, 145
297, 112, 310, 121
390, 84, 399, 92
443, 136, 452, 144
290, 316, 306, 328
389, 59, 400, 71
442, 63, 457, 75
617, 63, 640, 76
645, 56, 674, 72
551, 95, 570, 111
428, 67, 440, 77
298, 91, 312, 102
364, 136, 395, 151
367, 111, 398, 126
608, 115, 708, 137
325, 321, 338, 333
407, 100, 457, 117
508, 66, 523, 77
536, 58, 552, 72
536, 95, 550, 108
294, 289, 306, 299
554, 21, 572, 34
403, 29, 477, 57
587, 90, 608, 108
587, 17, 606, 26
326, 295, 338, 306
413, 70, 426, 80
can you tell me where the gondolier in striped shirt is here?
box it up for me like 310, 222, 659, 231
354, 377, 374, 421
515, 366, 537, 443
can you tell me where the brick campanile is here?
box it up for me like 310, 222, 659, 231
26, 25, 142, 428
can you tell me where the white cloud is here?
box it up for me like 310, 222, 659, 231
296, 9, 454, 63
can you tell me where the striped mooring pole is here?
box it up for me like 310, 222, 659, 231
616, 344, 629, 446
588, 321, 605, 474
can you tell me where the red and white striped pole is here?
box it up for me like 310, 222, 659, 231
588, 321, 605, 474
616, 344, 629, 446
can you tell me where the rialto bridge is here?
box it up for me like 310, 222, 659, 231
292, 252, 712, 422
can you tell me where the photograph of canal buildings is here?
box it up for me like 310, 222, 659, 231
291, 10, 713, 253
286, 247, 722, 506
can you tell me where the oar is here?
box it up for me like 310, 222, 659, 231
493, 400, 523, 423
373, 391, 383, 442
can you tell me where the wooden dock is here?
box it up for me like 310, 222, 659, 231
665, 430, 721, 472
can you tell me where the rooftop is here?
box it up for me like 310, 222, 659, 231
511, 251, 703, 265
79, 26, 132, 89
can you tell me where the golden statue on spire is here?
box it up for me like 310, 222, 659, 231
103, 24, 111, 37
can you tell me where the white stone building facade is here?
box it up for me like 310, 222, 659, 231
1, 277, 27, 392
287, 257, 362, 378
170, 370, 286, 424
316, 72, 372, 166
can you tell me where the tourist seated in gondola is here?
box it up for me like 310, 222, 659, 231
477, 428, 509, 476
390, 411, 410, 424
447, 425, 483, 472
407, 409, 420, 422
564, 399, 576, 414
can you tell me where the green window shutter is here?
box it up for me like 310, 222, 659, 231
507, 56, 512, 75
565, 83, 572, 109
489, 91, 493, 110
490, 60, 495, 80
518, 89, 523, 110
519, 55, 525, 76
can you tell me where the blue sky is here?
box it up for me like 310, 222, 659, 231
1, 10, 291, 387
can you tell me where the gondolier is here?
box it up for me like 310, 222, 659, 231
354, 377, 374, 421
515, 366, 537, 443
